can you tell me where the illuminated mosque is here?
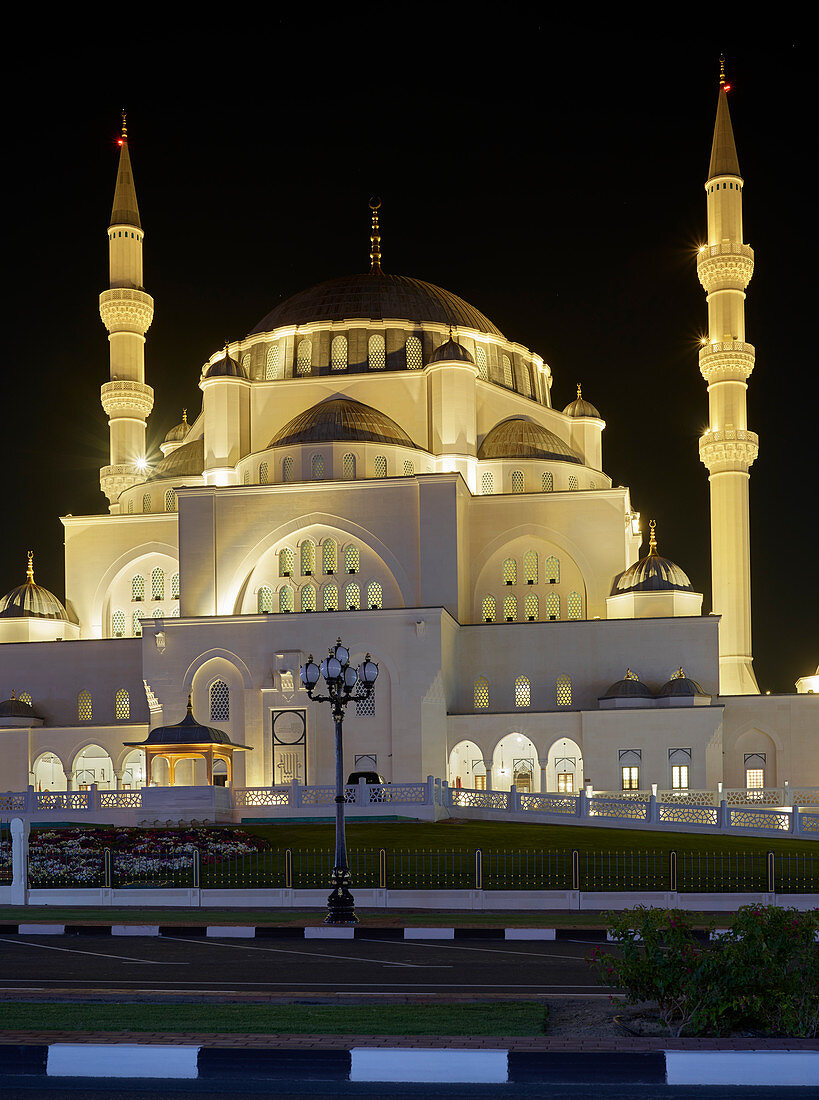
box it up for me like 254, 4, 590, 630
0, 71, 815, 804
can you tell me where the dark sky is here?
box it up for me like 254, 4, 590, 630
3, 30, 815, 693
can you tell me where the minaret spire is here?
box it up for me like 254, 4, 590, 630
708, 58, 740, 179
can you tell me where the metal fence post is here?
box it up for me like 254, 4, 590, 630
104, 847, 112, 889
571, 849, 580, 890
669, 850, 677, 892
767, 850, 775, 895
192, 848, 200, 889
285, 848, 293, 888
379, 848, 387, 889
475, 849, 483, 890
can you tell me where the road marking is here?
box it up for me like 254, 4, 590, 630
359, 937, 596, 964
0, 938, 168, 965
159, 934, 451, 969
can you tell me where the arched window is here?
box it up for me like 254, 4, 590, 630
556, 675, 572, 707
279, 547, 294, 577
403, 460, 414, 476
283, 457, 295, 483
258, 585, 273, 613
311, 454, 325, 480
568, 475, 578, 491
266, 344, 281, 380
345, 545, 359, 574
128, 500, 134, 514
502, 355, 513, 388
481, 472, 494, 495
115, 689, 130, 720
165, 489, 176, 512
481, 595, 495, 622
20, 692, 32, 706
300, 540, 315, 576
345, 582, 360, 610
323, 539, 338, 574
503, 594, 517, 622
568, 591, 583, 620
331, 335, 348, 372
544, 555, 560, 583
132, 612, 142, 637
301, 585, 316, 612
546, 592, 560, 620
524, 551, 538, 584
374, 455, 387, 478
132, 575, 145, 601
279, 586, 293, 613
524, 592, 538, 622
259, 461, 269, 484
171, 606, 180, 617
171, 572, 180, 599
405, 335, 423, 369
243, 470, 250, 485
151, 568, 165, 600
210, 680, 230, 721
367, 581, 382, 609
520, 365, 531, 396
511, 470, 525, 493
474, 677, 490, 709
475, 345, 488, 380
152, 608, 163, 619
112, 610, 126, 637
241, 353, 251, 376
78, 691, 92, 721
515, 676, 531, 707
368, 333, 386, 369
542, 471, 553, 492
502, 558, 517, 585
342, 453, 356, 480
142, 494, 152, 514
323, 583, 339, 611
296, 338, 312, 375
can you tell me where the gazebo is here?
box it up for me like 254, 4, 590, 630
125, 696, 251, 787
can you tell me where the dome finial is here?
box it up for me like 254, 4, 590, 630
26, 550, 34, 584
187, 693, 193, 713
121, 108, 128, 140
369, 197, 382, 274
649, 519, 658, 553
182, 408, 187, 425
577, 382, 582, 400
719, 53, 725, 87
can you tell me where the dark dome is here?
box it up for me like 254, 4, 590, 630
0, 556, 69, 621
250, 273, 503, 337
203, 347, 248, 380
610, 526, 694, 595
601, 674, 654, 700
147, 437, 204, 481
563, 384, 601, 418
124, 700, 249, 748
429, 337, 475, 365
164, 418, 190, 444
0, 695, 40, 719
478, 418, 582, 463
658, 672, 708, 698
268, 397, 418, 450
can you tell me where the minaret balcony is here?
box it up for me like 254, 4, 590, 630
100, 464, 148, 504
99, 288, 154, 334
101, 380, 155, 418
699, 340, 755, 382
697, 242, 754, 292
699, 427, 759, 472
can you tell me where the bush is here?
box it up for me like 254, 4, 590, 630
588, 905, 819, 1037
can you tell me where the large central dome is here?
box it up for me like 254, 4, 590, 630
250, 273, 503, 337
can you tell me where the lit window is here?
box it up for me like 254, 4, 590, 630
475, 345, 488, 380
266, 344, 281, 380
403, 460, 414, 476
132, 612, 142, 636
524, 592, 538, 621
296, 338, 312, 375
323, 539, 338, 574
368, 333, 386, 369
279, 586, 293, 613
331, 335, 348, 371
345, 546, 359, 574
132, 575, 145, 601
152, 608, 163, 619
115, 689, 130, 720
241, 353, 251, 375
542, 471, 553, 492
283, 457, 295, 482
515, 676, 530, 706
520, 365, 531, 396
210, 680, 230, 721
556, 675, 572, 707
367, 581, 383, 609
151, 568, 165, 601
557, 773, 574, 792
78, 691, 92, 721
301, 585, 316, 612
342, 453, 356, 479
279, 547, 294, 577
311, 454, 325, 480
474, 677, 490, 709
374, 455, 387, 478
568, 476, 578, 491
406, 335, 423, 370
165, 489, 176, 512
503, 594, 517, 622
481, 594, 495, 622
502, 354, 513, 388
568, 591, 582, 620
746, 768, 764, 790
258, 585, 273, 613
259, 461, 269, 484
20, 692, 32, 706
481, 472, 494, 495
511, 470, 525, 493
671, 765, 690, 790
524, 550, 538, 584
502, 558, 517, 585
621, 766, 640, 790
301, 541, 315, 575
142, 493, 152, 513
546, 592, 560, 620
171, 572, 180, 599
112, 610, 126, 637
345, 582, 360, 610
544, 556, 560, 583
323, 583, 339, 611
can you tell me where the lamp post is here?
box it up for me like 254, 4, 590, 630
300, 638, 378, 924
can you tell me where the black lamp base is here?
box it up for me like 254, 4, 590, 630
325, 868, 358, 924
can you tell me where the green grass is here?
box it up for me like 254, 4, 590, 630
0, 1001, 545, 1036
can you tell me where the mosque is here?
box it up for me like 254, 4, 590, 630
0, 73, 816, 803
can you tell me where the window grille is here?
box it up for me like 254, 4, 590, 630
542, 471, 553, 492
524, 593, 538, 622
151, 568, 165, 601
331, 335, 348, 371
502, 557, 517, 585
279, 586, 293, 613
568, 475, 578, 491
475, 345, 488, 380
115, 689, 130, 720
323, 539, 337, 574
556, 675, 572, 707
515, 676, 531, 707
323, 583, 339, 611
112, 610, 126, 637
374, 455, 387, 478
296, 338, 312, 375
210, 680, 230, 722
621, 766, 640, 790
165, 489, 176, 512
671, 765, 690, 790
142, 493, 152, 513
746, 768, 764, 789
511, 470, 525, 493
283, 457, 294, 483
568, 591, 582, 620
590, 480, 595, 489
481, 472, 494, 495
78, 691, 92, 721
171, 572, 180, 599
243, 470, 250, 485
546, 592, 560, 620
524, 551, 538, 584
403, 460, 414, 476
502, 355, 513, 388
152, 608, 163, 619
279, 547, 294, 577
132, 612, 142, 636
132, 575, 145, 601
128, 500, 134, 513
257, 585, 273, 613
20, 692, 32, 706
520, 365, 531, 396
259, 461, 269, 484
474, 677, 490, 709
544, 555, 560, 583
342, 453, 356, 480
503, 594, 517, 622
345, 582, 360, 610
368, 333, 386, 369
356, 688, 375, 716
481, 595, 495, 622
301, 585, 316, 612
301, 541, 315, 575
405, 335, 423, 370
171, 606, 180, 617
345, 546, 359, 574
241, 353, 251, 375
367, 581, 382, 609
266, 344, 281, 379
311, 454, 324, 480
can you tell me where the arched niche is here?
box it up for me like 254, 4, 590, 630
448, 739, 487, 789
492, 732, 540, 793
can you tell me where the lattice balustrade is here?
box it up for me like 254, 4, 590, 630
799, 813, 819, 833
659, 804, 718, 826
232, 788, 291, 808
590, 797, 648, 820
451, 789, 509, 810
659, 790, 718, 806
729, 809, 790, 832
99, 790, 143, 810
0, 793, 26, 812
791, 789, 819, 806
36, 791, 90, 811
724, 788, 783, 806
368, 784, 427, 804
520, 794, 577, 815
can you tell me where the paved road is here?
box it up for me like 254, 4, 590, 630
0, 935, 612, 998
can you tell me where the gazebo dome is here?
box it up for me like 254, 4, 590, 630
563, 383, 601, 419
600, 671, 654, 700
657, 670, 709, 698
147, 437, 205, 481
429, 336, 475, 364
0, 692, 40, 720
0, 553, 69, 621
478, 418, 582, 463
610, 521, 694, 594
202, 345, 248, 380
125, 698, 249, 749
268, 397, 418, 450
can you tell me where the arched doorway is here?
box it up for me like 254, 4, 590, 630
121, 749, 146, 789
492, 733, 539, 793
32, 752, 67, 792
448, 740, 487, 789
72, 745, 115, 790
545, 737, 583, 793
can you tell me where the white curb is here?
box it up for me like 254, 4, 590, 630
47, 1043, 200, 1079
351, 1048, 508, 1083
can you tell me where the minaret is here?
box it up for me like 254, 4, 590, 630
697, 60, 759, 695
98, 110, 155, 511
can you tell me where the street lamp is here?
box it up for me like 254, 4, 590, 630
300, 638, 378, 924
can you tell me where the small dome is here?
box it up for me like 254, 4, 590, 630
268, 397, 418, 450
124, 698, 249, 749
0, 553, 69, 621
657, 670, 708, 698
601, 671, 654, 699
0, 694, 40, 720
164, 413, 190, 444
563, 384, 600, 419
610, 521, 693, 595
478, 418, 582, 463
203, 346, 248, 380
147, 437, 204, 481
429, 337, 475, 365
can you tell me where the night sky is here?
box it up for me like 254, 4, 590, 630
3, 32, 814, 694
